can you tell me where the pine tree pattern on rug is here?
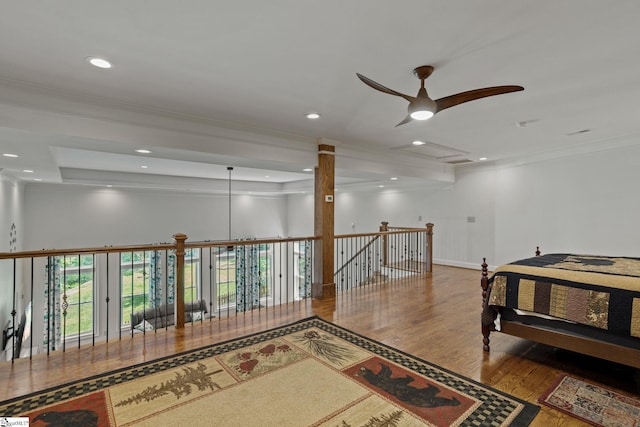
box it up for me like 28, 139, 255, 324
1, 317, 540, 426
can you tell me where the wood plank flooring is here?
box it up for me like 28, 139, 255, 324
1, 265, 638, 426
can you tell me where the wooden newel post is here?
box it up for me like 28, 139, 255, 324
425, 223, 434, 274
173, 233, 187, 329
380, 221, 389, 266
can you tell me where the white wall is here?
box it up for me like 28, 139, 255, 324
0, 174, 24, 327
15, 142, 640, 275
287, 144, 640, 269
23, 185, 288, 249
285, 192, 314, 236
493, 144, 640, 264
287, 178, 496, 269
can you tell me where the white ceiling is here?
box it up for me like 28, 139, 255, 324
1, 1, 639, 194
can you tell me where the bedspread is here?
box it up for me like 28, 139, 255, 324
484, 254, 640, 339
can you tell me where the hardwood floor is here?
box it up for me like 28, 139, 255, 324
1, 265, 638, 426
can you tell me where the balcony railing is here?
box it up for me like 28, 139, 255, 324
0, 222, 432, 363
334, 223, 433, 291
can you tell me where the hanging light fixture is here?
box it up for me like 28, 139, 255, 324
227, 166, 234, 251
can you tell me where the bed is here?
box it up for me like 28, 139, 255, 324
481, 249, 640, 369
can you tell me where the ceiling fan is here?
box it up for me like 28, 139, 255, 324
356, 65, 524, 127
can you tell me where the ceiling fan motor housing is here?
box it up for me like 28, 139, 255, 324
409, 96, 436, 120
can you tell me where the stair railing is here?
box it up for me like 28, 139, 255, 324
333, 222, 433, 292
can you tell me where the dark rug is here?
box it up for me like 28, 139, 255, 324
538, 375, 640, 427
0, 317, 539, 426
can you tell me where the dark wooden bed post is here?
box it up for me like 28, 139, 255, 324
480, 257, 491, 351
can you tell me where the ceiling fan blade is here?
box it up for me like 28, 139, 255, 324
435, 86, 524, 113
356, 73, 415, 102
395, 115, 413, 127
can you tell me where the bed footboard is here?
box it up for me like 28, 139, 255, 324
479, 248, 640, 371
481, 248, 541, 352
480, 257, 492, 351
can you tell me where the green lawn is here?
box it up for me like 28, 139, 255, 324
62, 280, 93, 335
62, 256, 272, 333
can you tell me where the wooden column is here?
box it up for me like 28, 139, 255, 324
173, 233, 187, 329
312, 144, 336, 299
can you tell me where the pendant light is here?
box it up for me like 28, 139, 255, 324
227, 166, 234, 251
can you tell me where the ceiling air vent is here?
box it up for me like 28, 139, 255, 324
447, 159, 474, 165
393, 141, 469, 162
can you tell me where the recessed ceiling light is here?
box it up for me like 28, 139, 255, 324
303, 168, 313, 172
86, 57, 112, 69
34, 178, 42, 181
305, 112, 320, 120
106, 185, 113, 188
135, 149, 152, 154
23, 169, 34, 173
390, 177, 398, 181
2, 153, 18, 158
412, 140, 426, 146
378, 185, 385, 188
479, 157, 488, 161
141, 165, 148, 169
265, 175, 270, 178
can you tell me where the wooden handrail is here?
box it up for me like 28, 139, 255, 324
185, 235, 320, 250
0, 243, 176, 260
387, 226, 425, 231
0, 237, 320, 260
1, 230, 426, 260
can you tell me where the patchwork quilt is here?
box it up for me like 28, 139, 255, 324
484, 254, 640, 340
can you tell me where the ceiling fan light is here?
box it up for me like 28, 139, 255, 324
410, 110, 434, 120
408, 97, 436, 121
86, 57, 112, 69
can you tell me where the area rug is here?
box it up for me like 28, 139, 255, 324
0, 317, 539, 426
538, 375, 640, 427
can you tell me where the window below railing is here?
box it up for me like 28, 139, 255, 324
118, 249, 200, 327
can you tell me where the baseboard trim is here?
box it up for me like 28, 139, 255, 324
433, 258, 497, 272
